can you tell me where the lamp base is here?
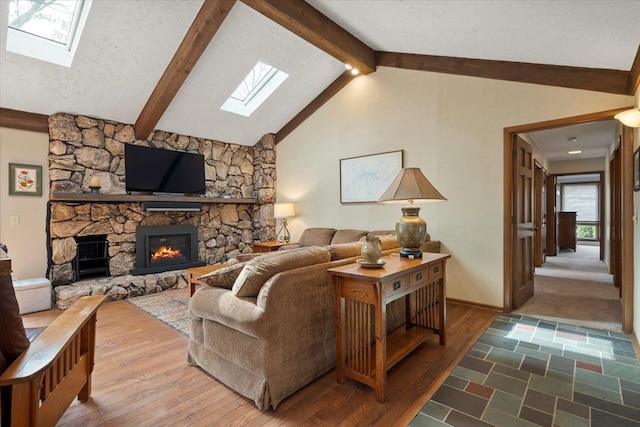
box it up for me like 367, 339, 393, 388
399, 247, 423, 259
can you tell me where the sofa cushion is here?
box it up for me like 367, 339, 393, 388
0, 273, 29, 369
232, 247, 331, 297
378, 234, 400, 250
298, 228, 336, 247
330, 229, 368, 244
199, 262, 246, 289
326, 241, 363, 261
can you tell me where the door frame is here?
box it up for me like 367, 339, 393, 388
503, 107, 634, 332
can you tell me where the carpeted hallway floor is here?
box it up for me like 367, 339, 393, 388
513, 244, 621, 333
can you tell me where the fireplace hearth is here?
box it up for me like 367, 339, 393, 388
131, 225, 204, 275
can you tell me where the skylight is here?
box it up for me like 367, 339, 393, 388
221, 61, 288, 117
6, 0, 92, 67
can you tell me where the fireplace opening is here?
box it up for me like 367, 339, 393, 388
74, 234, 109, 281
132, 225, 204, 275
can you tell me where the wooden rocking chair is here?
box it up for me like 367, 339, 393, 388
0, 248, 106, 427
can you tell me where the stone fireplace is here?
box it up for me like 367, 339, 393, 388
46, 113, 277, 308
132, 224, 204, 275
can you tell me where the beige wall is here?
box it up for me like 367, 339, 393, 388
0, 127, 49, 280
276, 67, 632, 308
549, 157, 606, 174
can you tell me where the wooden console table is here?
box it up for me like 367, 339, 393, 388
328, 253, 450, 402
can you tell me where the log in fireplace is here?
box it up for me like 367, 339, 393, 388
131, 224, 205, 275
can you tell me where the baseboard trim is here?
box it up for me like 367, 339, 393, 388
448, 298, 502, 311
632, 332, 640, 356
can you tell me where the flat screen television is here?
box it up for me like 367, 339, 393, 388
125, 144, 206, 195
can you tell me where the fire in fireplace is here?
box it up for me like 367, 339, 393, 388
151, 245, 185, 262
131, 225, 204, 275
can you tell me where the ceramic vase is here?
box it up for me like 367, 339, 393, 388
361, 235, 382, 264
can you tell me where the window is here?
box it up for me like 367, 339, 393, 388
561, 183, 599, 240
220, 61, 288, 117
6, 0, 92, 67
561, 183, 599, 222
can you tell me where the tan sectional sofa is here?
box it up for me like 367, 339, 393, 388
281, 227, 440, 253
187, 235, 400, 410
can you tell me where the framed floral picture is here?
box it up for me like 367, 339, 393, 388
9, 163, 42, 196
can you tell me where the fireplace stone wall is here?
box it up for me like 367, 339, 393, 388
47, 113, 276, 286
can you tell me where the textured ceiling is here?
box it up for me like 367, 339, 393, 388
309, 0, 640, 70
0, 0, 638, 148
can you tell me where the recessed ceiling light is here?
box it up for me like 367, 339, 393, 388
345, 64, 353, 70
567, 137, 577, 142
568, 150, 582, 155
350, 68, 359, 75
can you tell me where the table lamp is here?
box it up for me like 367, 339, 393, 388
274, 203, 295, 243
378, 168, 446, 258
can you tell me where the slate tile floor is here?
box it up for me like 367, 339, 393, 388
410, 314, 640, 426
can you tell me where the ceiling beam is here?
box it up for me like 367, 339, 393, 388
377, 52, 631, 96
134, 0, 237, 140
0, 108, 49, 133
276, 71, 356, 143
241, 0, 376, 75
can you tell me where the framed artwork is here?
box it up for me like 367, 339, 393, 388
340, 150, 403, 204
9, 163, 42, 196
634, 147, 640, 192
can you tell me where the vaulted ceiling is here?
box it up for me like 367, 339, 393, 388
1, 0, 639, 150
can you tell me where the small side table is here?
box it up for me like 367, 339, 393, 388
328, 252, 450, 402
186, 264, 228, 296
252, 241, 290, 253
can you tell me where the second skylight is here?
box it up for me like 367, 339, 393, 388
221, 61, 288, 117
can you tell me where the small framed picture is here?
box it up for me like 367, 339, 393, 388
9, 163, 42, 196
634, 147, 640, 192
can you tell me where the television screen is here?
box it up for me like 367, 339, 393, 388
125, 144, 206, 195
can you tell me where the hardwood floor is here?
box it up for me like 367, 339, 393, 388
22, 299, 498, 426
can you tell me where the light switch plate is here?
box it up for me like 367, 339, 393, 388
10, 215, 19, 226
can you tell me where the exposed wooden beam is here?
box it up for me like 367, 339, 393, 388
630, 44, 640, 95
377, 52, 631, 96
0, 108, 49, 133
241, 0, 375, 75
134, 0, 237, 140
276, 71, 356, 143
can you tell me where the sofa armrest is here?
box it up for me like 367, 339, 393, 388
277, 243, 301, 250
421, 240, 441, 253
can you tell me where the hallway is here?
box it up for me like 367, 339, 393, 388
513, 244, 621, 332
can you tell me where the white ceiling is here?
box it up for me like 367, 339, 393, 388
527, 120, 617, 162
0, 1, 638, 148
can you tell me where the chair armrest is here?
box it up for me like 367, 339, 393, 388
0, 295, 106, 385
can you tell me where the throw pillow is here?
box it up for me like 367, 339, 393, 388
0, 273, 29, 369
330, 229, 368, 244
326, 241, 363, 261
298, 228, 337, 247
198, 262, 245, 289
232, 246, 331, 297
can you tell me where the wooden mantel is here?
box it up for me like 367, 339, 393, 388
50, 192, 258, 204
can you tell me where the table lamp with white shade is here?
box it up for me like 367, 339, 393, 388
378, 168, 446, 258
274, 203, 295, 243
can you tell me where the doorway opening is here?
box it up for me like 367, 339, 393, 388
503, 107, 634, 333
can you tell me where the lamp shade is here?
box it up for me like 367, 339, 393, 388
614, 108, 640, 128
378, 168, 447, 204
274, 203, 295, 218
